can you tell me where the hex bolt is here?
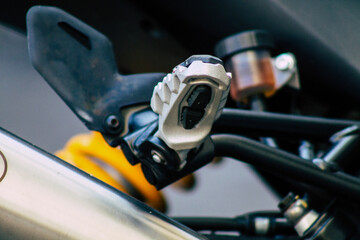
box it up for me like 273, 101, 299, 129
275, 53, 295, 71
151, 151, 166, 165
105, 115, 120, 130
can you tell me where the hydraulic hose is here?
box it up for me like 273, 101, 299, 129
213, 109, 360, 140
212, 134, 360, 203
174, 211, 294, 235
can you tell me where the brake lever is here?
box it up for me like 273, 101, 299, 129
121, 55, 231, 189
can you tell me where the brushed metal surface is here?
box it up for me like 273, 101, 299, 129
0, 128, 204, 240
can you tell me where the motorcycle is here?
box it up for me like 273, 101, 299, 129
1, 2, 360, 239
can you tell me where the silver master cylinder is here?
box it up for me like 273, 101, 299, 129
150, 55, 231, 167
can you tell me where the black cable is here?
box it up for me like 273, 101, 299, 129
211, 134, 360, 203
124, 108, 360, 140
174, 211, 294, 236
213, 109, 360, 140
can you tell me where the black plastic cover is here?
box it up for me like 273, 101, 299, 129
27, 6, 165, 137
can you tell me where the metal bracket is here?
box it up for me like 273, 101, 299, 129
120, 118, 214, 189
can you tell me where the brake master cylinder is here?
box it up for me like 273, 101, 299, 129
215, 30, 275, 101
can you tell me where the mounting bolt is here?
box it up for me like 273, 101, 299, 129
151, 151, 166, 165
275, 53, 295, 71
104, 115, 122, 133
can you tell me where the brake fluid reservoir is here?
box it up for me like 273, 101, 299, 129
215, 30, 276, 101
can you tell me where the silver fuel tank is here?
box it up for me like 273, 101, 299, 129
0, 128, 205, 240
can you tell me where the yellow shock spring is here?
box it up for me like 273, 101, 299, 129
56, 131, 168, 212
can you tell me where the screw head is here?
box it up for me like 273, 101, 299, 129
104, 115, 123, 134
151, 151, 166, 164
275, 53, 295, 71
106, 115, 120, 128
